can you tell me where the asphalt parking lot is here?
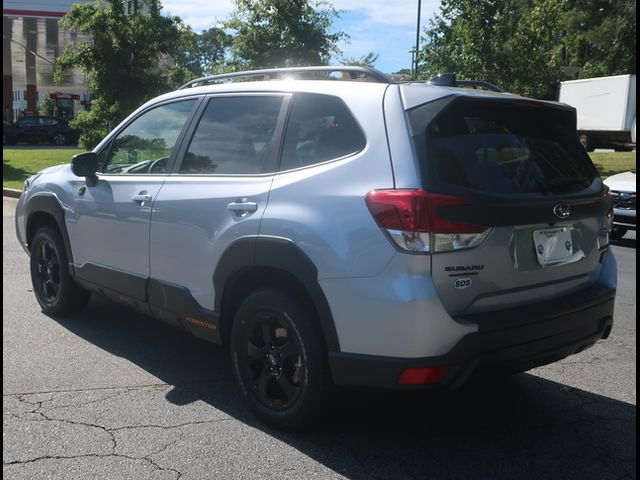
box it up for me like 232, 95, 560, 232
3, 196, 636, 480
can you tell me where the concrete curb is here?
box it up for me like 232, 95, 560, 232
3, 188, 22, 198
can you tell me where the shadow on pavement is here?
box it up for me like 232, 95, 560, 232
52, 296, 636, 480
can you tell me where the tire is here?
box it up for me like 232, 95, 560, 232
230, 288, 329, 430
29, 226, 91, 316
610, 227, 628, 241
614, 147, 633, 152
52, 133, 67, 146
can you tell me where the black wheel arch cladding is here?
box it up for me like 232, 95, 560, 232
25, 194, 75, 272
214, 236, 341, 352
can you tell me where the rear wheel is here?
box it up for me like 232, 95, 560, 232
230, 288, 329, 430
30, 226, 90, 315
610, 227, 628, 241
52, 133, 67, 146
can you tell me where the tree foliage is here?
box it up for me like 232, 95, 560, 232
420, 0, 563, 98
39, 96, 55, 117
224, 0, 346, 68
560, 0, 636, 77
196, 27, 234, 74
54, 0, 197, 148
420, 0, 636, 99
340, 52, 379, 68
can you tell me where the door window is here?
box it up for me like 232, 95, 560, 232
101, 99, 197, 175
179, 96, 285, 175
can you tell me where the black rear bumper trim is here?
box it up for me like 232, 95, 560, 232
329, 285, 615, 388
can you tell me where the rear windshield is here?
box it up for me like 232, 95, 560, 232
412, 100, 598, 195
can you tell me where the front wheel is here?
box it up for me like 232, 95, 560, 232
30, 226, 90, 315
230, 288, 329, 430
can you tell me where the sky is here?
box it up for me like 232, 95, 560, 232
161, 0, 441, 73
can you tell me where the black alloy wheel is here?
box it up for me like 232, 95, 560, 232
33, 238, 62, 305
237, 310, 305, 411
29, 227, 91, 316
230, 288, 328, 429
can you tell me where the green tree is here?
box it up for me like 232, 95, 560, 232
420, 0, 564, 98
560, 0, 636, 77
54, 0, 196, 148
40, 96, 55, 117
420, 0, 636, 99
196, 27, 233, 74
224, 0, 347, 68
340, 52, 379, 68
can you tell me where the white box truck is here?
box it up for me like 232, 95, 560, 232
559, 74, 636, 151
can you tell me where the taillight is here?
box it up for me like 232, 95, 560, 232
365, 189, 491, 253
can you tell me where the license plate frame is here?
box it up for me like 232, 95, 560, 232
533, 227, 574, 266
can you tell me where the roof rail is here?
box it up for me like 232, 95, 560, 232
427, 73, 504, 92
178, 66, 394, 89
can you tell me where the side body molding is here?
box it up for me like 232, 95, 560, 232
214, 236, 341, 352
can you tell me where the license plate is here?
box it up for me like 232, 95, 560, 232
533, 227, 573, 266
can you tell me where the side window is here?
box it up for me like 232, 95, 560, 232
280, 93, 366, 171
17, 117, 37, 127
180, 96, 284, 175
39, 118, 58, 126
101, 99, 196, 175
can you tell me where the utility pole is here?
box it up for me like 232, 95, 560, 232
409, 48, 417, 79
414, 0, 422, 79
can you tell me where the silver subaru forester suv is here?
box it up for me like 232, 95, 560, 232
15, 67, 617, 429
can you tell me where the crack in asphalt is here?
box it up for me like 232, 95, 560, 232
110, 418, 232, 433
12, 394, 118, 453
4, 391, 232, 478
2, 378, 228, 398
3, 453, 183, 479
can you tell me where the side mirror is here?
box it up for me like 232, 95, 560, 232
71, 152, 98, 187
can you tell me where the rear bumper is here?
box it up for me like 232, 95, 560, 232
329, 284, 615, 388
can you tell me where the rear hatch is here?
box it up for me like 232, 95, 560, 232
407, 95, 611, 316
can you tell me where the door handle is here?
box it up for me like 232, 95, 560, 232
227, 201, 258, 217
131, 194, 153, 205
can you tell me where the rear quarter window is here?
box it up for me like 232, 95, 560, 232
280, 93, 365, 171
